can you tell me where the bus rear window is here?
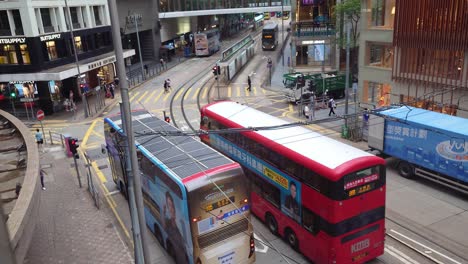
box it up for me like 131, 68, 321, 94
343, 166, 383, 198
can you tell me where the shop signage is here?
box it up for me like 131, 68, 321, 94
126, 14, 143, 26
0, 38, 26, 44
86, 56, 116, 71
9, 81, 34, 84
40, 33, 62, 42
302, 40, 325, 45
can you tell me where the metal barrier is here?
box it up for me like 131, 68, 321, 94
48, 131, 64, 147
83, 153, 100, 209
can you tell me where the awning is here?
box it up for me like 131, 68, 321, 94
0, 49, 135, 82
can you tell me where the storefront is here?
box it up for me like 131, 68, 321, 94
295, 39, 334, 67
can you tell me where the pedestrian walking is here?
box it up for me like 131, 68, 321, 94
160, 58, 165, 70
247, 76, 252, 91
328, 97, 336, 116
109, 83, 115, 99
40, 169, 46, 190
144, 64, 148, 76
35, 129, 44, 153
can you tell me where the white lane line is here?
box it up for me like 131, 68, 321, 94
387, 245, 420, 264
390, 229, 462, 264
385, 247, 414, 264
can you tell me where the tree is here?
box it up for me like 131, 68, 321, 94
334, 0, 361, 74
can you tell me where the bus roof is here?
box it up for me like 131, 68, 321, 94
263, 22, 278, 30
106, 110, 235, 181
203, 101, 381, 177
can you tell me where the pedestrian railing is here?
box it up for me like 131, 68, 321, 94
83, 153, 100, 209
48, 131, 65, 147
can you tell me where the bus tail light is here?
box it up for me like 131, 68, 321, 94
248, 234, 255, 258
192, 217, 200, 222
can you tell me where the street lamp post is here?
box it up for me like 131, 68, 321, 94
131, 14, 146, 81
281, 0, 285, 66
64, 0, 89, 118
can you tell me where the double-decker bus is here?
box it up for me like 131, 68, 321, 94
199, 101, 386, 264
194, 29, 220, 57
104, 110, 255, 264
262, 22, 278, 50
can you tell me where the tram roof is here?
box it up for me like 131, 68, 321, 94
263, 22, 278, 30
204, 101, 374, 170
107, 110, 234, 180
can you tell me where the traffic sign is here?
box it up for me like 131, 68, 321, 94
36, 109, 45, 121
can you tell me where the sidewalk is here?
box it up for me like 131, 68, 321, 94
24, 144, 133, 264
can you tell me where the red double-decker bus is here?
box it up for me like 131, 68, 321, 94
200, 101, 386, 264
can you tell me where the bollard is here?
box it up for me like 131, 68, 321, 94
49, 130, 53, 145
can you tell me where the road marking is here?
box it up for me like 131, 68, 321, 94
228, 86, 232, 98
144, 90, 158, 104
192, 87, 201, 100
81, 119, 98, 148
202, 85, 209, 99
174, 88, 184, 100
92, 161, 107, 183
261, 87, 266, 95
129, 91, 140, 102
153, 90, 164, 103
387, 246, 419, 264
390, 229, 462, 264
254, 233, 269, 253
384, 247, 415, 264
253, 87, 257, 96
137, 91, 148, 103
184, 88, 192, 100
237, 86, 240, 97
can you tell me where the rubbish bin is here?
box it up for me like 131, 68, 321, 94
341, 125, 349, 139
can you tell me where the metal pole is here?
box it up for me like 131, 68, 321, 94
40, 120, 46, 144
64, 0, 88, 118
281, 0, 284, 66
216, 76, 220, 99
344, 17, 350, 115
73, 155, 82, 188
134, 14, 145, 81
108, 0, 149, 262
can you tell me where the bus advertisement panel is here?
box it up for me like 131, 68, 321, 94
194, 34, 209, 56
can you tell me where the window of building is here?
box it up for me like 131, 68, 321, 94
93, 6, 102, 26
362, 81, 391, 107
368, 0, 395, 29
74, 36, 83, 53
0, 10, 11, 36
40, 8, 54, 33
70, 7, 80, 29
0, 45, 18, 64
46, 41, 58, 60
12, 10, 24, 35
367, 43, 393, 68
20, 44, 30, 64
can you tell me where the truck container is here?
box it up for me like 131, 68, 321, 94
369, 106, 468, 194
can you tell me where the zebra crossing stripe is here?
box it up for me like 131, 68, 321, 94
145, 90, 158, 104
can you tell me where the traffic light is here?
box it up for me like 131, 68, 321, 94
79, 84, 85, 93
164, 116, 171, 123
297, 74, 305, 87
217, 65, 221, 75
212, 66, 218, 76
68, 138, 79, 158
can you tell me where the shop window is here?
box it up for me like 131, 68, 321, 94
367, 43, 393, 68
20, 44, 30, 64
74, 36, 83, 53
41, 8, 54, 33
368, 0, 395, 29
0, 45, 18, 64
0, 10, 11, 36
363, 81, 391, 107
12, 10, 24, 35
93, 6, 102, 26
46, 41, 58, 60
70, 7, 80, 29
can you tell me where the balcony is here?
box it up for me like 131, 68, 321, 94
294, 22, 335, 38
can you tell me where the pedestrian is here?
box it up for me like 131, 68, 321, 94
144, 64, 148, 76
109, 83, 115, 99
40, 169, 46, 190
164, 79, 168, 93
328, 97, 336, 116
160, 58, 165, 70
247, 76, 252, 91
15, 182, 21, 197
35, 129, 44, 153
166, 79, 171, 92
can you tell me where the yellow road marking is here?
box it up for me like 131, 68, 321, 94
192, 87, 201, 100
174, 88, 184, 100
129, 91, 140, 102
183, 88, 191, 100
81, 119, 98, 148
153, 90, 164, 103
253, 87, 257, 96
163, 90, 171, 101
202, 86, 209, 99
92, 161, 108, 183
84, 142, 102, 149
144, 90, 158, 104
228, 86, 232, 97
281, 104, 294, 117
91, 130, 104, 139
236, 87, 240, 97
137, 91, 148, 103
288, 113, 340, 136
246, 88, 250, 96
262, 87, 266, 94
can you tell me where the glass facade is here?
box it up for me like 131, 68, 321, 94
366, 42, 393, 68
367, 0, 395, 29
0, 45, 18, 64
0, 10, 11, 36
362, 81, 391, 107
12, 10, 24, 35
20, 44, 30, 64
159, 0, 291, 12
46, 41, 58, 60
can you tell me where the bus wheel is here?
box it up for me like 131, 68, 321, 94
119, 181, 128, 199
153, 224, 163, 245
398, 161, 414, 179
285, 228, 298, 250
266, 213, 278, 235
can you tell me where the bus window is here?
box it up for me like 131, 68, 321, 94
302, 207, 319, 235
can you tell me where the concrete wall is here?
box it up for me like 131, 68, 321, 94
0, 110, 40, 264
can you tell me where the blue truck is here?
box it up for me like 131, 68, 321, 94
368, 106, 468, 194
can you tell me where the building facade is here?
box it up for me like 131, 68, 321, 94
0, 0, 134, 116
359, 0, 468, 118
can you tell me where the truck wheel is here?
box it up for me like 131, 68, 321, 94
398, 161, 414, 179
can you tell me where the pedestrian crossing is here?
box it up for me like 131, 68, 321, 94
128, 86, 273, 104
